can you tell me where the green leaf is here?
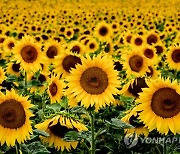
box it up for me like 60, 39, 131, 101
63, 131, 79, 141
120, 95, 135, 103
21, 141, 50, 154
6, 75, 18, 82
106, 118, 133, 129
26, 80, 41, 88
46, 103, 62, 111
71, 106, 87, 114
34, 129, 50, 137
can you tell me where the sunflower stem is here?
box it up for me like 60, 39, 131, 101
163, 142, 166, 154
15, 143, 19, 154
24, 71, 27, 93
90, 110, 95, 154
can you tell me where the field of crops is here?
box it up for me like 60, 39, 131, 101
0, 0, 180, 153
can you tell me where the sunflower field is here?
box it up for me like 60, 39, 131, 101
0, 0, 180, 153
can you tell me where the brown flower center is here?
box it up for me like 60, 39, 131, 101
99, 26, 108, 36
114, 61, 123, 71
21, 45, 38, 63
46, 46, 58, 58
38, 74, 46, 83
0, 38, 5, 43
171, 49, 180, 63
155, 45, 163, 54
49, 82, 58, 96
134, 37, 143, 46
8, 42, 15, 49
126, 35, 132, 43
12, 63, 20, 72
89, 43, 95, 49
146, 66, 154, 77
144, 48, 154, 59
62, 55, 82, 73
151, 88, 180, 118
71, 45, 80, 54
0, 99, 26, 129
49, 119, 78, 138
67, 31, 72, 36
129, 114, 145, 128
128, 77, 148, 97
80, 67, 108, 94
129, 55, 143, 72
147, 34, 158, 45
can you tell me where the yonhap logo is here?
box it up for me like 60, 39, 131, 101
124, 134, 138, 148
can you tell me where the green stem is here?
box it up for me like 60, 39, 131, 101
163, 142, 166, 154
90, 110, 95, 154
15, 144, 19, 154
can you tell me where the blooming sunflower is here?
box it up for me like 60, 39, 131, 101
94, 21, 112, 41
64, 28, 74, 40
27, 72, 49, 93
120, 77, 148, 97
66, 54, 119, 111
13, 35, 43, 73
86, 39, 99, 53
6, 62, 21, 76
141, 45, 158, 64
146, 31, 159, 45
136, 78, 180, 135
69, 41, 85, 54
3, 37, 16, 56
43, 40, 62, 64
0, 90, 33, 146
121, 107, 149, 137
166, 46, 180, 70
47, 75, 65, 103
132, 35, 144, 47
121, 50, 149, 77
35, 115, 88, 151
146, 66, 160, 80
53, 51, 82, 78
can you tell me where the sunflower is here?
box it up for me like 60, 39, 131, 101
6, 62, 21, 76
154, 43, 165, 55
146, 32, 159, 45
3, 37, 16, 56
43, 40, 62, 64
0, 90, 33, 146
35, 115, 88, 151
136, 78, 180, 135
94, 21, 112, 41
27, 72, 49, 93
146, 66, 160, 80
120, 77, 148, 97
68, 41, 85, 54
141, 45, 158, 64
166, 46, 180, 70
66, 54, 119, 111
47, 75, 65, 103
132, 35, 144, 47
121, 50, 149, 77
13, 35, 43, 73
0, 67, 6, 84
53, 51, 82, 78
86, 38, 99, 53
64, 28, 74, 40
121, 107, 149, 137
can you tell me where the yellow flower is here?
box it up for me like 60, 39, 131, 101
35, 115, 88, 151
0, 90, 33, 146
66, 54, 119, 111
